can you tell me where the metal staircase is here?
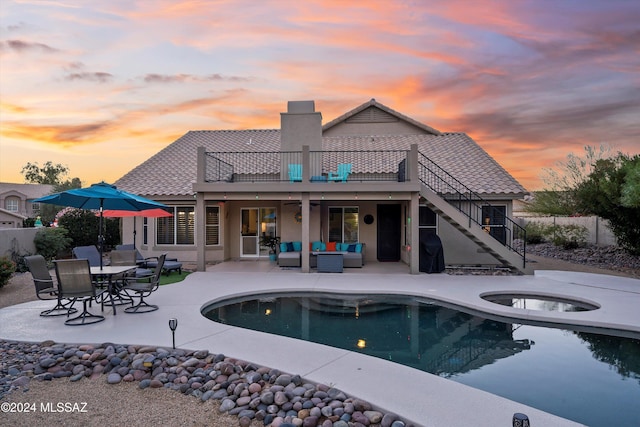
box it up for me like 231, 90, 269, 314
418, 153, 531, 274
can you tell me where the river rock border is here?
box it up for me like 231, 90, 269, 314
1, 340, 413, 427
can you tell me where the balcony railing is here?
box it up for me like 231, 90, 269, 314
204, 150, 410, 182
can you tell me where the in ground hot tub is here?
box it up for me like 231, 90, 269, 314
481, 292, 600, 312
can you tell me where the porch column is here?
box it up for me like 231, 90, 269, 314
301, 193, 310, 273
410, 191, 420, 274
196, 192, 206, 271
409, 144, 419, 182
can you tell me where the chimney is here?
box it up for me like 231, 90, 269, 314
280, 101, 322, 152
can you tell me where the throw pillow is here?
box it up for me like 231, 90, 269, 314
280, 243, 288, 253
293, 241, 302, 252
355, 243, 363, 253
286, 242, 295, 252
326, 241, 337, 251
347, 244, 357, 252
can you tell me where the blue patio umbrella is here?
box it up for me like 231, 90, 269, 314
33, 181, 168, 269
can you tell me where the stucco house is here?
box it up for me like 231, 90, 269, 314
115, 99, 530, 274
0, 183, 53, 228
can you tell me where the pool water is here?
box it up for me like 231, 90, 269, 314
202, 293, 640, 427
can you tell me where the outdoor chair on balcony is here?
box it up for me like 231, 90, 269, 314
328, 163, 352, 182
288, 163, 303, 182
54, 259, 107, 326
120, 254, 165, 314
25, 254, 77, 317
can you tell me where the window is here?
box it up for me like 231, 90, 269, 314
328, 207, 358, 243
419, 206, 437, 235
157, 206, 194, 245
206, 206, 220, 245
482, 205, 506, 244
31, 202, 41, 213
5, 198, 18, 212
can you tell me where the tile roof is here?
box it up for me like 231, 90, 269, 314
0, 183, 54, 199
323, 99, 441, 135
116, 99, 525, 197
115, 130, 526, 197
115, 130, 281, 196
323, 133, 526, 195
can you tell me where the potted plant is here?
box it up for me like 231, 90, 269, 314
260, 236, 281, 261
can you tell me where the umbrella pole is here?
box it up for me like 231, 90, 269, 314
133, 217, 137, 251
99, 203, 104, 270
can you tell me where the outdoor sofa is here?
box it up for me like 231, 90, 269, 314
278, 241, 365, 268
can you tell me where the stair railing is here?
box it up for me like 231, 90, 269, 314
418, 152, 526, 268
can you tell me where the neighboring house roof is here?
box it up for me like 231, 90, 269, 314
0, 207, 26, 220
0, 182, 54, 199
116, 102, 526, 197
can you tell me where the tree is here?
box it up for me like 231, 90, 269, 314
21, 161, 70, 185
575, 153, 640, 255
620, 160, 640, 208
526, 145, 612, 215
21, 161, 82, 225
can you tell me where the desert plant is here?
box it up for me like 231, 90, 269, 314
34, 227, 73, 262
524, 222, 552, 244
0, 256, 16, 288
548, 224, 588, 249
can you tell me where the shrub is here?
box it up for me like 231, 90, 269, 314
524, 222, 552, 244
58, 209, 120, 249
34, 227, 72, 262
548, 224, 588, 249
0, 256, 16, 288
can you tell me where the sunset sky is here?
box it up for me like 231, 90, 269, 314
1, 0, 638, 191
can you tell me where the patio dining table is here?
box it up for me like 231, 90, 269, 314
90, 265, 137, 315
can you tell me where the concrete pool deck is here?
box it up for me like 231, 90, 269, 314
1, 264, 639, 426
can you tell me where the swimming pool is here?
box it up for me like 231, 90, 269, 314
202, 292, 640, 427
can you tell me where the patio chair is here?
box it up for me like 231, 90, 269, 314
288, 164, 303, 182
111, 249, 153, 278
72, 245, 107, 267
328, 163, 352, 182
54, 259, 108, 326
121, 254, 166, 314
115, 244, 180, 275
24, 255, 77, 317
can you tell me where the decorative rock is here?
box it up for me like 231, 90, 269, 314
237, 409, 255, 419
107, 373, 122, 384
219, 398, 236, 412
364, 410, 383, 423
274, 391, 288, 405
381, 413, 400, 427
302, 416, 318, 427
0, 340, 410, 427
